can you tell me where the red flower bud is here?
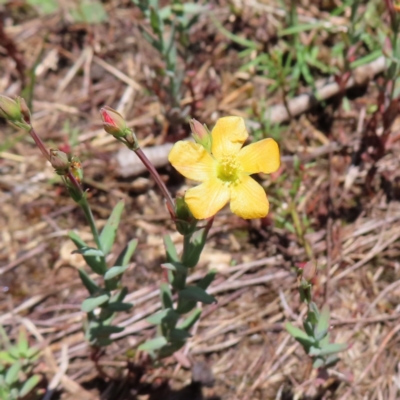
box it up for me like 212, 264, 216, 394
100, 106, 129, 138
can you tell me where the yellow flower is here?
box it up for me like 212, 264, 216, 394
168, 116, 280, 220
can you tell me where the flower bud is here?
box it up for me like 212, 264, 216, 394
0, 95, 21, 121
49, 149, 70, 175
190, 119, 212, 152
100, 106, 130, 138
70, 156, 83, 184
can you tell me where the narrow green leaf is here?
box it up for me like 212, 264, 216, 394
317, 343, 348, 356
19, 374, 41, 397
312, 357, 324, 369
78, 269, 101, 295
164, 234, 179, 262
81, 294, 110, 313
279, 21, 327, 37
8, 346, 20, 360
104, 265, 129, 281
324, 354, 340, 368
350, 50, 382, 69
17, 329, 28, 356
73, 247, 104, 257
150, 6, 163, 36
170, 328, 191, 341
105, 302, 133, 312
90, 325, 124, 336
69, 231, 107, 275
178, 308, 201, 331
179, 286, 216, 304
309, 346, 321, 356
111, 287, 128, 303
25, 347, 40, 360
114, 239, 138, 267
197, 269, 216, 290
160, 283, 173, 309
0, 351, 14, 363
100, 200, 124, 256
286, 323, 315, 350
161, 262, 187, 274
314, 304, 330, 341
146, 308, 179, 325
5, 362, 20, 385
138, 336, 168, 352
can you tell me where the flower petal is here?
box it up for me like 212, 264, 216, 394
211, 116, 248, 159
237, 138, 280, 174
230, 175, 269, 219
168, 141, 216, 182
185, 178, 230, 220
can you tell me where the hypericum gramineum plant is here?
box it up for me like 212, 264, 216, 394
1, 94, 346, 366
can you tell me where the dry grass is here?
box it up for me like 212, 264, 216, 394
1, 1, 400, 399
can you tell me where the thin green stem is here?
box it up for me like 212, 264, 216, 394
78, 194, 103, 251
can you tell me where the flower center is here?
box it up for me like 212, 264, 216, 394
216, 155, 241, 184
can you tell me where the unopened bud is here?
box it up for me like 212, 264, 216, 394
0, 95, 31, 130
100, 106, 130, 138
0, 95, 21, 121
49, 149, 70, 175
70, 156, 83, 184
190, 119, 212, 152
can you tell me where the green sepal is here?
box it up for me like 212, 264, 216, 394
114, 239, 138, 267
69, 231, 107, 275
178, 286, 216, 304
81, 294, 110, 312
100, 200, 124, 256
78, 269, 101, 295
